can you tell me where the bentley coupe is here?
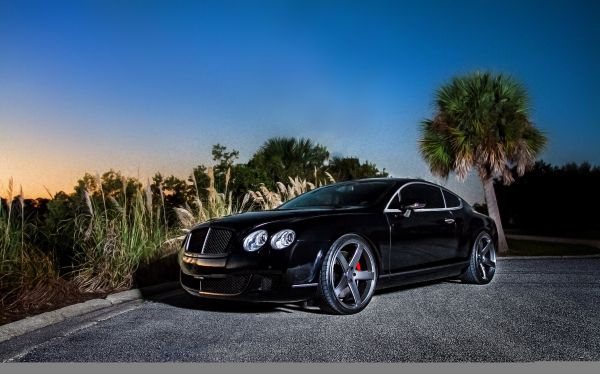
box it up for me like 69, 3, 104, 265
179, 178, 498, 314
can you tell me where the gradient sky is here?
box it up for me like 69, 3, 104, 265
1, 0, 599, 203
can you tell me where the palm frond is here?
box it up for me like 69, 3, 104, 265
420, 71, 546, 184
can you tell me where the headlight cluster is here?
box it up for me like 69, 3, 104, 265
242, 230, 268, 252
242, 229, 296, 252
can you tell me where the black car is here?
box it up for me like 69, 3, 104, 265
179, 178, 497, 314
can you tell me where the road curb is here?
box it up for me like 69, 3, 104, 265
0, 281, 180, 344
498, 254, 600, 260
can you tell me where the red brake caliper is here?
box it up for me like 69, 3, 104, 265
356, 261, 361, 271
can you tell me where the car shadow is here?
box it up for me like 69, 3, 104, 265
148, 289, 332, 315
148, 278, 459, 315
374, 278, 458, 296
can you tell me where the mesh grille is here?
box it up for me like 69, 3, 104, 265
181, 273, 250, 295
185, 228, 233, 255
185, 228, 209, 254
202, 228, 233, 255
201, 275, 250, 295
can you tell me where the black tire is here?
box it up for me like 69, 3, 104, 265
317, 234, 378, 314
461, 230, 497, 284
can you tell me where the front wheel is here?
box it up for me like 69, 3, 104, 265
317, 234, 378, 314
461, 230, 497, 284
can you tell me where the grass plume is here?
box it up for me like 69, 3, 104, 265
246, 171, 336, 211
71, 183, 170, 292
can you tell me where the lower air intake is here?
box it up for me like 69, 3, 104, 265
200, 275, 250, 295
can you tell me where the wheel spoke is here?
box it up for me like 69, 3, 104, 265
336, 253, 349, 271
479, 263, 487, 279
334, 274, 348, 297
479, 241, 491, 256
354, 271, 374, 280
338, 286, 350, 299
348, 280, 361, 305
482, 258, 495, 267
349, 245, 363, 269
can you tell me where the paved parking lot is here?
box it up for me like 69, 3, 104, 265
1, 258, 599, 362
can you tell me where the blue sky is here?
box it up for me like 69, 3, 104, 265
1, 0, 599, 202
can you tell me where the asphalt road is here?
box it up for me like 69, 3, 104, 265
1, 258, 599, 362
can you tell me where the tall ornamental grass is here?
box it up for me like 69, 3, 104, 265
1, 179, 59, 311
1, 165, 336, 319
71, 179, 171, 292
246, 170, 335, 210
173, 167, 250, 234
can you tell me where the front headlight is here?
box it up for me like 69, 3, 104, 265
270, 229, 296, 250
243, 230, 268, 252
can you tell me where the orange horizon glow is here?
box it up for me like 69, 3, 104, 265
0, 169, 197, 200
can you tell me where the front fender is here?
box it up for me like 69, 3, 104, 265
285, 240, 330, 285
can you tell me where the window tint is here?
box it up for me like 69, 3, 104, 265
400, 184, 445, 209
443, 190, 461, 208
279, 181, 395, 210
387, 193, 402, 210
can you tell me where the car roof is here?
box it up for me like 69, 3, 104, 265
351, 177, 428, 186
350, 177, 460, 193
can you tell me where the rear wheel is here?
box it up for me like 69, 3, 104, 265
461, 230, 496, 284
317, 234, 378, 314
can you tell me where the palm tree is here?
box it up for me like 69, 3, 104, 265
419, 72, 547, 254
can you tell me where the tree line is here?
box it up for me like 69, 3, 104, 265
494, 161, 600, 236
1, 137, 387, 270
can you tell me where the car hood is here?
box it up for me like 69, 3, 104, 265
194, 208, 364, 232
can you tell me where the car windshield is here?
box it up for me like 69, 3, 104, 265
278, 181, 395, 210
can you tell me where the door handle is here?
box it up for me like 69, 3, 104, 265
444, 218, 455, 224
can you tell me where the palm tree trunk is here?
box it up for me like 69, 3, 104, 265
482, 177, 509, 254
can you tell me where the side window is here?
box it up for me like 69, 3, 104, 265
387, 192, 402, 210
442, 190, 461, 208
400, 184, 445, 209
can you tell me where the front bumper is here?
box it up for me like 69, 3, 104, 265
178, 238, 328, 303
179, 271, 318, 303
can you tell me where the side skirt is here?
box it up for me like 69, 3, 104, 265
376, 261, 469, 290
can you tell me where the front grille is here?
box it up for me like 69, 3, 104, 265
200, 275, 250, 295
185, 227, 233, 255
186, 228, 208, 254
181, 272, 250, 295
202, 228, 233, 254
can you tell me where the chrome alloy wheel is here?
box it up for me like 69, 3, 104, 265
327, 236, 377, 310
474, 231, 496, 281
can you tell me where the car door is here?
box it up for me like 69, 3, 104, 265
385, 183, 458, 273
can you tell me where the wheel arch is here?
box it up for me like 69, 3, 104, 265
289, 213, 388, 283
464, 210, 498, 255
306, 231, 384, 284
352, 232, 384, 276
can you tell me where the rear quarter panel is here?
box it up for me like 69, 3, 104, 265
459, 203, 498, 259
